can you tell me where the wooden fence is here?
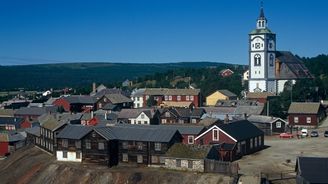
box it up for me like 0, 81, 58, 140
204, 159, 239, 176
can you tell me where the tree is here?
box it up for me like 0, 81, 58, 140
146, 96, 158, 107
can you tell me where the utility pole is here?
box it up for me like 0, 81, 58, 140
267, 100, 269, 116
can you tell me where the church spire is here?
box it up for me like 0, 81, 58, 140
256, 1, 267, 29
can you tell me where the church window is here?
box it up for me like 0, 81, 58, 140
269, 54, 274, 66
269, 42, 273, 49
254, 54, 261, 66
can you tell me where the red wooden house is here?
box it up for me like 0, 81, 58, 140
194, 120, 264, 161
288, 102, 326, 127
53, 95, 96, 112
219, 69, 234, 78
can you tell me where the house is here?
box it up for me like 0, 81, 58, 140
246, 115, 288, 135
131, 88, 146, 108
14, 106, 56, 121
164, 144, 219, 172
246, 92, 276, 104
25, 126, 40, 145
160, 101, 195, 109
0, 109, 15, 117
243, 70, 249, 81
0, 117, 31, 130
219, 69, 234, 78
83, 125, 182, 167
295, 157, 328, 184
117, 109, 159, 125
206, 90, 237, 106
0, 131, 26, 156
37, 114, 67, 153
53, 95, 96, 112
156, 125, 205, 145
122, 79, 133, 87
56, 125, 92, 162
159, 108, 205, 124
143, 88, 201, 107
288, 102, 326, 127
195, 120, 264, 160
95, 93, 132, 110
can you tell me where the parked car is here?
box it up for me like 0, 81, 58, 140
301, 129, 308, 137
279, 132, 293, 139
324, 131, 328, 137
310, 130, 319, 137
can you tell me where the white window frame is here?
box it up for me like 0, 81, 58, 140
212, 129, 219, 141
137, 155, 143, 163
186, 96, 189, 101
98, 142, 105, 150
122, 153, 128, 162
154, 143, 161, 151
294, 117, 299, 123
177, 95, 181, 101
306, 117, 311, 124
187, 135, 194, 144
276, 121, 281, 128
190, 95, 194, 101
169, 95, 172, 101
164, 95, 168, 101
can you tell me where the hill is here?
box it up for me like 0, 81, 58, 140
0, 146, 231, 184
0, 62, 234, 90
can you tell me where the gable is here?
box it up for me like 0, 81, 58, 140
195, 125, 237, 142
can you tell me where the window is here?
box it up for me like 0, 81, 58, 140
98, 142, 105, 150
122, 153, 128, 162
250, 138, 253, 149
169, 96, 172, 101
191, 119, 197, 124
212, 129, 219, 141
186, 96, 190, 101
276, 121, 281, 128
98, 103, 102, 109
254, 54, 261, 66
269, 54, 274, 66
154, 143, 161, 151
188, 136, 194, 144
85, 140, 91, 149
146, 95, 149, 100
161, 119, 167, 124
151, 156, 158, 163
137, 155, 143, 163
176, 159, 181, 167
92, 132, 96, 138
63, 151, 67, 158
177, 96, 181, 101
190, 96, 194, 101
75, 140, 81, 149
62, 139, 68, 148
137, 97, 140, 101
164, 95, 168, 101
258, 136, 262, 146
159, 156, 165, 164
76, 151, 81, 159
165, 112, 170, 117
138, 121, 141, 124
269, 42, 273, 49
294, 117, 299, 123
122, 142, 128, 149
141, 114, 145, 119
306, 117, 311, 124
137, 142, 143, 150
188, 160, 193, 169
255, 137, 258, 147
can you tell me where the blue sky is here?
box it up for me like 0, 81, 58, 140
0, 0, 327, 65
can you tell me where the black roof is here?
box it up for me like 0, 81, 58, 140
0, 117, 24, 128
296, 157, 328, 183
219, 120, 264, 141
57, 125, 92, 140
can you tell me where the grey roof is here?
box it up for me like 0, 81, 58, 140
104, 93, 132, 104
157, 124, 205, 135
25, 126, 40, 137
0, 117, 25, 128
91, 88, 128, 99
198, 118, 222, 127
0, 109, 15, 117
15, 107, 49, 116
217, 90, 237, 98
249, 28, 273, 34
131, 88, 146, 97
275, 51, 313, 79
102, 103, 118, 110
57, 125, 92, 139
64, 95, 96, 104
118, 108, 156, 119
38, 114, 65, 131
288, 102, 321, 114
247, 115, 287, 124
215, 100, 261, 107
235, 105, 264, 116
296, 157, 328, 183
95, 125, 181, 142
173, 108, 205, 118
44, 97, 59, 106
0, 131, 26, 142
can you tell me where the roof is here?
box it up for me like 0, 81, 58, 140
198, 118, 222, 127
247, 115, 287, 124
166, 143, 214, 159
38, 114, 65, 131
275, 51, 313, 79
57, 125, 92, 139
249, 28, 274, 34
0, 117, 24, 128
156, 124, 205, 135
95, 125, 181, 142
217, 90, 237, 98
144, 88, 200, 96
131, 88, 146, 97
296, 157, 328, 183
218, 120, 264, 141
234, 105, 264, 116
102, 103, 118, 110
0, 131, 26, 142
172, 108, 205, 118
25, 126, 40, 137
91, 88, 128, 99
288, 102, 321, 114
0, 109, 15, 117
215, 100, 260, 107
118, 108, 156, 119
44, 97, 59, 106
15, 107, 48, 116
202, 107, 236, 114
104, 93, 132, 104
161, 101, 193, 108
246, 92, 276, 99
64, 95, 96, 104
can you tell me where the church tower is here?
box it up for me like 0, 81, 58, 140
248, 4, 276, 93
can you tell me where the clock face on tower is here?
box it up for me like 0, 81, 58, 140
255, 43, 261, 49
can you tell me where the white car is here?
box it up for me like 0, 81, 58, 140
301, 129, 308, 137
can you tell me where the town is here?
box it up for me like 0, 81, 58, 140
1, 3, 328, 184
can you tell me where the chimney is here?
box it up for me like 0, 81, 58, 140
224, 114, 229, 124
92, 82, 96, 93
104, 112, 107, 120
91, 111, 94, 119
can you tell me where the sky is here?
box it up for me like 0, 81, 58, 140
0, 0, 327, 65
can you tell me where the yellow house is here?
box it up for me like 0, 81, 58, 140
206, 89, 237, 106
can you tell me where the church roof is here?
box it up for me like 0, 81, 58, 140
275, 51, 314, 80
250, 28, 274, 35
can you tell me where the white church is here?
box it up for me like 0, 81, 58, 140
248, 5, 313, 94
